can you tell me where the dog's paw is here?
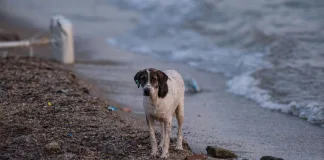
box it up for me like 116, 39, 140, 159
160, 152, 169, 159
175, 144, 183, 150
150, 152, 158, 158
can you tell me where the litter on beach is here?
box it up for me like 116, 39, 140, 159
67, 133, 73, 137
184, 78, 201, 93
121, 107, 132, 112
107, 106, 117, 111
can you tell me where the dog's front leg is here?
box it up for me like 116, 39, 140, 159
159, 122, 165, 149
146, 115, 158, 157
160, 119, 172, 159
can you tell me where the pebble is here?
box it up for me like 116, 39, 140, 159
83, 136, 90, 140
44, 141, 61, 154
129, 134, 137, 138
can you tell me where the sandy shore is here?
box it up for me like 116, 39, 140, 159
1, 1, 324, 160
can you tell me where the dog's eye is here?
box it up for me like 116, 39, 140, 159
152, 78, 157, 82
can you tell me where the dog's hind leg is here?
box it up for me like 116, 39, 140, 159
175, 100, 184, 150
159, 122, 165, 149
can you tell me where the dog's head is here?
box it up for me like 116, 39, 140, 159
134, 68, 169, 98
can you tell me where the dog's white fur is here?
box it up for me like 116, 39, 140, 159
142, 69, 185, 158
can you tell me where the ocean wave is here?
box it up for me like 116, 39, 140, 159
107, 0, 324, 126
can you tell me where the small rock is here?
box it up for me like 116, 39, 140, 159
184, 154, 207, 160
81, 87, 90, 94
44, 141, 61, 154
197, 114, 201, 117
206, 146, 237, 159
260, 156, 284, 160
129, 134, 137, 138
55, 89, 68, 95
83, 136, 90, 140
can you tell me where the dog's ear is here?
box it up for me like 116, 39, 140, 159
134, 70, 143, 88
157, 70, 169, 98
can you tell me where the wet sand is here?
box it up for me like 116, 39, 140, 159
1, 0, 324, 160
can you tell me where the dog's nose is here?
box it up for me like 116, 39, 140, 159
143, 88, 150, 96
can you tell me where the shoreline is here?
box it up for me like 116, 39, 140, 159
0, 10, 193, 160
1, 1, 324, 160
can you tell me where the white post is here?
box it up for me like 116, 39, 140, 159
50, 15, 74, 64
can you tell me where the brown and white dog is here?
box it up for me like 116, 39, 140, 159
134, 68, 185, 158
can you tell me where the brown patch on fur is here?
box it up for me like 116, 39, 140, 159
150, 69, 169, 98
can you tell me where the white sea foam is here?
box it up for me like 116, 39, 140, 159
227, 73, 324, 126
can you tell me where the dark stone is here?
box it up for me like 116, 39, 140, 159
81, 87, 90, 94
260, 156, 284, 160
206, 146, 237, 159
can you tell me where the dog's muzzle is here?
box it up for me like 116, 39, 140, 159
143, 88, 150, 96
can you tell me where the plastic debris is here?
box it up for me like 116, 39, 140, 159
107, 106, 117, 111
47, 102, 52, 106
67, 133, 73, 137
121, 107, 131, 112
184, 78, 201, 93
